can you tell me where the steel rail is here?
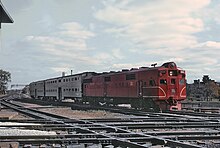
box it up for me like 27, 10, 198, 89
1, 100, 202, 148
19, 98, 220, 119
1, 133, 219, 143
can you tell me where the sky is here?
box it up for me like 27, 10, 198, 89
1, 0, 220, 86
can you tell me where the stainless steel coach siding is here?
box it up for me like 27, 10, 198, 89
30, 72, 95, 100
30, 81, 45, 99
45, 74, 83, 100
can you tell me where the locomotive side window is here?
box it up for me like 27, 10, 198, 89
160, 79, 167, 85
159, 70, 166, 76
126, 74, 136, 80
149, 80, 156, 86
104, 76, 111, 82
171, 79, 176, 84
179, 79, 185, 85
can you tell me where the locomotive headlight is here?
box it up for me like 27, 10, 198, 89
169, 71, 173, 76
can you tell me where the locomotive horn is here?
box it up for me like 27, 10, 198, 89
151, 63, 157, 67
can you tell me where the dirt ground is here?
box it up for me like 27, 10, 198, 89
39, 107, 124, 119
10, 101, 124, 119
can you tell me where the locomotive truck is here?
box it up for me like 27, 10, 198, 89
30, 62, 186, 111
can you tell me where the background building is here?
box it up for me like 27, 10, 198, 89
187, 75, 220, 101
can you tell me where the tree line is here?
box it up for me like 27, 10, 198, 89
0, 69, 11, 94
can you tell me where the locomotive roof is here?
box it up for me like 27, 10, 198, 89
93, 63, 172, 77
90, 62, 178, 77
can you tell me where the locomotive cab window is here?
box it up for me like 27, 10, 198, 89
168, 70, 177, 76
160, 79, 167, 85
159, 70, 166, 76
179, 70, 185, 78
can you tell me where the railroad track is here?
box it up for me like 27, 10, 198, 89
1, 99, 220, 147
18, 98, 220, 121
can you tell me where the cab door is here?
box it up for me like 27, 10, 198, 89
137, 80, 143, 97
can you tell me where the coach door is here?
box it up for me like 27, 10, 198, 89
34, 89, 37, 98
58, 87, 62, 100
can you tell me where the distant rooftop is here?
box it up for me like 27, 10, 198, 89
0, 0, 13, 28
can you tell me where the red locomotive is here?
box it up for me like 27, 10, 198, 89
83, 62, 186, 111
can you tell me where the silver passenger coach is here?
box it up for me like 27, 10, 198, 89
30, 72, 95, 101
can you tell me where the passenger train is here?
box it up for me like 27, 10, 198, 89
30, 62, 186, 111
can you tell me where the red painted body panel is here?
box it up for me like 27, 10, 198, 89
83, 62, 186, 110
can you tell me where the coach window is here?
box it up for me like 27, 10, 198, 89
75, 77, 77, 81
160, 79, 167, 85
